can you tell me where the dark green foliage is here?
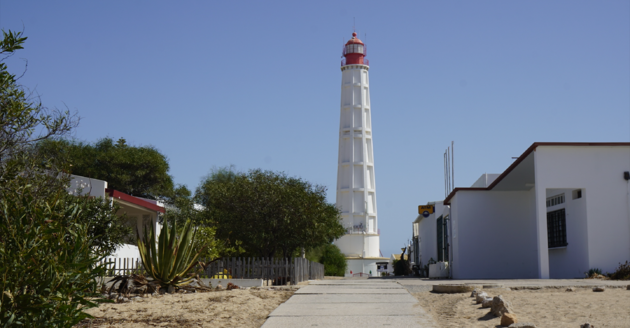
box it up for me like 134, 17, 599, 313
609, 262, 630, 280
38, 137, 174, 199
307, 244, 347, 276
320, 244, 347, 276
162, 185, 235, 260
77, 194, 131, 256
305, 246, 324, 263
0, 188, 110, 327
587, 267, 602, 277
394, 259, 412, 276
0, 29, 121, 326
195, 168, 345, 258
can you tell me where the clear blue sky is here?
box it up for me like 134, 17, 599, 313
2, 1, 629, 257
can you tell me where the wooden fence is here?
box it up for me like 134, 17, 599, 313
202, 257, 324, 285
97, 257, 324, 285
99, 257, 144, 276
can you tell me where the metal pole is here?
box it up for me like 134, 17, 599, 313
447, 147, 451, 194
444, 152, 447, 198
451, 141, 455, 191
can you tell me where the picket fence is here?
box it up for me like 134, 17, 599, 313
98, 257, 324, 286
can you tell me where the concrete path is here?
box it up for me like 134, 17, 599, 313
262, 279, 437, 328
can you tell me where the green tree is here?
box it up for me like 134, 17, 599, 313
195, 169, 345, 258
0, 29, 123, 326
307, 244, 347, 276
1, 187, 111, 327
39, 137, 174, 199
0, 30, 77, 199
161, 185, 237, 260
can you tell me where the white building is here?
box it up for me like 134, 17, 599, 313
68, 174, 164, 258
334, 31, 388, 276
442, 142, 630, 279
410, 201, 447, 275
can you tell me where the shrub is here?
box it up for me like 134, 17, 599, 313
609, 261, 630, 280
587, 267, 602, 277
0, 189, 110, 327
319, 244, 347, 276
394, 259, 412, 276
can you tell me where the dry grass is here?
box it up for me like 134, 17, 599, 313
75, 289, 293, 328
413, 287, 630, 328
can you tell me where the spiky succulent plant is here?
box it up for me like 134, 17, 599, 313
137, 219, 205, 289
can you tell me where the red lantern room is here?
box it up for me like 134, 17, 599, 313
342, 32, 368, 66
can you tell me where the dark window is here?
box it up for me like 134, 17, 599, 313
436, 216, 449, 262
547, 209, 568, 248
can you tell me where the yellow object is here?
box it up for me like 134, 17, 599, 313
211, 269, 232, 279
418, 205, 434, 215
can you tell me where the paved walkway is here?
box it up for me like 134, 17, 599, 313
262, 279, 437, 328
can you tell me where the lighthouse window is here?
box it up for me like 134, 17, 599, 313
346, 44, 364, 54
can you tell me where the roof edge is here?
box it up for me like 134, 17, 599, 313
443, 142, 630, 205
106, 189, 165, 213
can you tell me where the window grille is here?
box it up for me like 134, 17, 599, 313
546, 194, 565, 207
436, 216, 449, 262
547, 208, 568, 248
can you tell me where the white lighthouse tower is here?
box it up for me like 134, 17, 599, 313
335, 32, 387, 277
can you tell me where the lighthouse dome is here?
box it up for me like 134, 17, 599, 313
346, 32, 364, 45
344, 32, 365, 55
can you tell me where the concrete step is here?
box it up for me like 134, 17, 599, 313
284, 293, 418, 304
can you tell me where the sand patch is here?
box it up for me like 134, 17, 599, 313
76, 289, 293, 328
413, 287, 630, 328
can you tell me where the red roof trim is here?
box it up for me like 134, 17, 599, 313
443, 142, 630, 205
105, 189, 165, 213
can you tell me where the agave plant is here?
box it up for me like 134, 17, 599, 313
137, 219, 206, 289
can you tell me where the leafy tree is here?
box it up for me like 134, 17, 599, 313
38, 137, 174, 199
0, 30, 77, 200
195, 168, 345, 258
75, 193, 131, 256
307, 244, 347, 276
161, 185, 238, 260
0, 187, 111, 327
0, 29, 123, 326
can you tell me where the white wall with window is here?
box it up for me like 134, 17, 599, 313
546, 189, 589, 278
443, 143, 630, 279
534, 145, 630, 277
411, 201, 446, 271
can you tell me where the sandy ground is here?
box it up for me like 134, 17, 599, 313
75, 288, 293, 328
412, 287, 630, 328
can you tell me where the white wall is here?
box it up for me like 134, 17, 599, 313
451, 189, 539, 279
111, 244, 140, 258
336, 64, 381, 259
335, 233, 380, 258
546, 189, 589, 278
535, 146, 630, 274
68, 174, 107, 198
416, 201, 445, 267
471, 173, 501, 188
345, 259, 379, 277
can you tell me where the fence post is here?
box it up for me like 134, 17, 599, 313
285, 258, 288, 285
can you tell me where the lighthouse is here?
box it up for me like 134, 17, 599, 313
334, 32, 387, 277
